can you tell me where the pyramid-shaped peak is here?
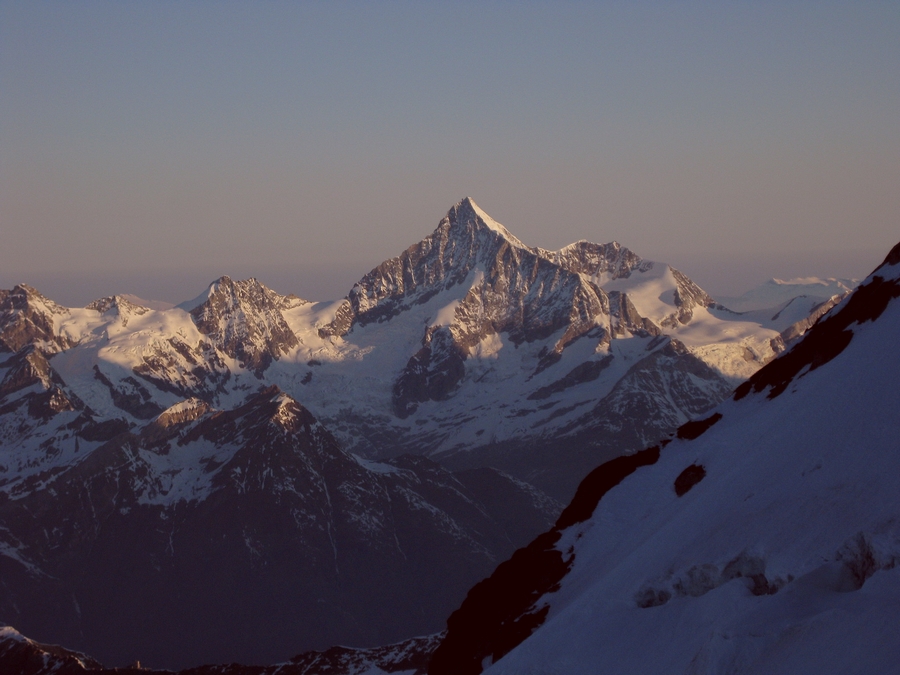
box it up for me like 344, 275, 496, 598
445, 197, 528, 250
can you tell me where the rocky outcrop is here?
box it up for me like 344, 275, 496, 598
0, 626, 102, 675
189, 276, 303, 374
538, 240, 647, 280
0, 284, 75, 354
0, 347, 60, 398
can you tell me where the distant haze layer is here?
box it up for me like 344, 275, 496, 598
2, 2, 898, 305
0, 237, 884, 310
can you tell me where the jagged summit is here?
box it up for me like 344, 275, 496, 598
449, 197, 529, 250
2, 283, 64, 311
0, 283, 74, 353
187, 276, 301, 373
87, 295, 150, 316
178, 275, 253, 312
179, 276, 307, 312
541, 240, 649, 282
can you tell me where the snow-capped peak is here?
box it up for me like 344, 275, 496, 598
185, 276, 300, 373
447, 197, 529, 251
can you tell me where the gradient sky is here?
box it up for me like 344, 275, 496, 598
2, 1, 899, 306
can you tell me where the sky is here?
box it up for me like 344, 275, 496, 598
1, 1, 899, 306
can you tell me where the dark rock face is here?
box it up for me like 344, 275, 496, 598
392, 327, 468, 417
877, 240, 900, 269
568, 339, 732, 450
0, 348, 60, 398
429, 529, 572, 675
92, 365, 164, 419
527, 355, 613, 401
0, 627, 443, 675
607, 290, 660, 336
429, 444, 662, 675
674, 463, 706, 496
554, 444, 663, 530
190, 276, 302, 374
775, 292, 848, 348
0, 387, 560, 669
676, 412, 723, 440
0, 627, 103, 675
665, 268, 715, 327
0, 285, 75, 354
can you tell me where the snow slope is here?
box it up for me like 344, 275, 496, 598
717, 277, 857, 312
430, 241, 900, 675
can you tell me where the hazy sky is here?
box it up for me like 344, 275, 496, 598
2, 1, 898, 305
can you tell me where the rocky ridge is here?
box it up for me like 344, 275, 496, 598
0, 200, 834, 503
0, 383, 559, 668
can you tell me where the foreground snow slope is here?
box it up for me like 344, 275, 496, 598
430, 241, 900, 675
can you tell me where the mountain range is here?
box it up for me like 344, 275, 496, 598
0, 198, 850, 669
